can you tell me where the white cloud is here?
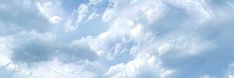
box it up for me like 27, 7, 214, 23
98, 0, 219, 78
9, 31, 56, 66
25, 59, 97, 78
163, 0, 213, 23
0, 0, 59, 35
64, 0, 104, 32
36, 0, 64, 24
1, 0, 234, 78
57, 36, 98, 62
0, 37, 13, 66
67, 4, 89, 31
224, 63, 234, 78
199, 75, 215, 78
2, 59, 99, 78
106, 53, 153, 78
106, 52, 174, 78
102, 0, 166, 24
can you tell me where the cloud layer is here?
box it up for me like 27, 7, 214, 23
1, 0, 234, 78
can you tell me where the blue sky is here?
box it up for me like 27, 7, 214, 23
0, 0, 234, 78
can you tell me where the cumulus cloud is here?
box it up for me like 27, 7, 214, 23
1, 0, 234, 78
10, 31, 56, 66
64, 0, 107, 32
0, 0, 59, 36
23, 59, 99, 78
57, 37, 98, 63
106, 52, 174, 78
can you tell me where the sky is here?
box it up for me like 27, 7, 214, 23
0, 0, 234, 78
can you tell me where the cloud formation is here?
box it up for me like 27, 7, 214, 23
0, 0, 234, 78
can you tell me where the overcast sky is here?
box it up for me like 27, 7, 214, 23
0, 0, 234, 78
